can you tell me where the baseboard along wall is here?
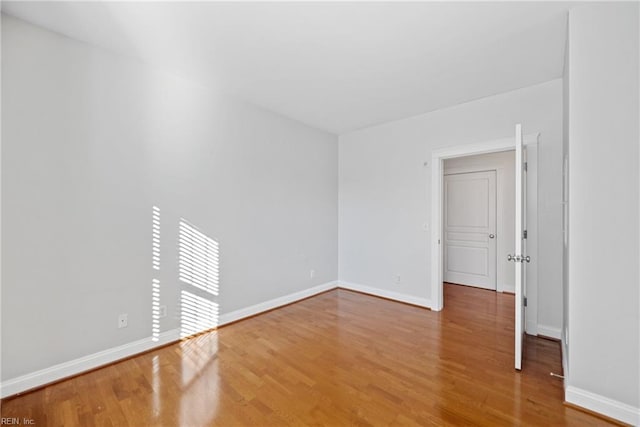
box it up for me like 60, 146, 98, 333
537, 324, 562, 340
337, 281, 432, 309
1, 281, 339, 398
565, 386, 640, 426
3, 280, 636, 427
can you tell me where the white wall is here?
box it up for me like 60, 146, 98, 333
444, 151, 515, 292
1, 15, 338, 381
565, 3, 639, 422
339, 78, 564, 331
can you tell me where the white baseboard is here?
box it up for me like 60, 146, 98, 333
0, 328, 180, 398
338, 281, 432, 309
526, 320, 538, 336
537, 324, 561, 340
218, 281, 338, 326
498, 284, 515, 294
565, 385, 640, 425
0, 281, 339, 399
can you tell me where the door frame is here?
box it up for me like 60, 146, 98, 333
430, 133, 539, 314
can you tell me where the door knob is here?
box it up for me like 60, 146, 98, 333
489, 234, 495, 239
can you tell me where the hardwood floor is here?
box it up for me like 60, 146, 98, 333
1, 284, 616, 426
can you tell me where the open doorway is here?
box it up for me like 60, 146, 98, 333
430, 132, 539, 368
430, 134, 538, 335
443, 151, 515, 293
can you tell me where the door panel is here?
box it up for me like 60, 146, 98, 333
514, 124, 526, 371
447, 246, 488, 274
443, 171, 497, 290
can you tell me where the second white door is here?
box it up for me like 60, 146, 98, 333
444, 170, 497, 290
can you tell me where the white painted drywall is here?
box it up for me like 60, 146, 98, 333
1, 15, 338, 380
444, 151, 515, 292
339, 78, 563, 332
566, 2, 639, 415
1, 2, 570, 134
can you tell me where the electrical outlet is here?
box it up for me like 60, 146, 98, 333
118, 313, 128, 329
395, 274, 401, 284
159, 305, 167, 318
310, 269, 316, 279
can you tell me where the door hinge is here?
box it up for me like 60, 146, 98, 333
524, 162, 528, 172
523, 230, 527, 239
524, 297, 528, 307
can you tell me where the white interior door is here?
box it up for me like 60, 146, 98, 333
513, 124, 527, 371
443, 171, 497, 290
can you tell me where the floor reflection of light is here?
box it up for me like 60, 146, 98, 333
179, 334, 220, 426
152, 355, 160, 418
176, 219, 221, 423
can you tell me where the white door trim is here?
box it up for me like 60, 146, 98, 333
430, 133, 540, 312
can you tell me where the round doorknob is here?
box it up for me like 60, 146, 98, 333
489, 234, 495, 239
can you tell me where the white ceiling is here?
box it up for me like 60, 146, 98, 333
2, 2, 570, 134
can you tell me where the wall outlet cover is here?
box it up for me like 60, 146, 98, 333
118, 313, 128, 328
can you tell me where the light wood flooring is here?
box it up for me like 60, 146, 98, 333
1, 283, 616, 426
